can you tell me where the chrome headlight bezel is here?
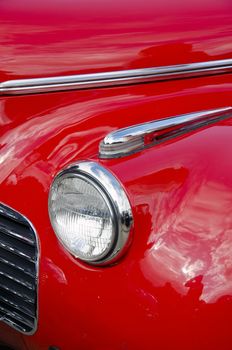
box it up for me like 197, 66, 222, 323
48, 161, 133, 265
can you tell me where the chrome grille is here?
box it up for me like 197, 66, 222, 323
0, 203, 38, 334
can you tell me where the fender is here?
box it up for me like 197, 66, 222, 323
0, 1, 232, 349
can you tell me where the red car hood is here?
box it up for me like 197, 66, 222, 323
0, 0, 231, 81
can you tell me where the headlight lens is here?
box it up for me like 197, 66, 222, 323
49, 162, 133, 264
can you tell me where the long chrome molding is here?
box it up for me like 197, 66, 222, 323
99, 107, 232, 158
0, 59, 232, 95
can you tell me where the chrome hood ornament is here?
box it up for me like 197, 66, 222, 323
99, 107, 232, 158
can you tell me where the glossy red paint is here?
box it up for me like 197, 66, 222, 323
0, 0, 232, 81
1, 0, 232, 348
0, 72, 232, 349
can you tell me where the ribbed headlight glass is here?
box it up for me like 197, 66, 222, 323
49, 161, 133, 265
49, 174, 115, 262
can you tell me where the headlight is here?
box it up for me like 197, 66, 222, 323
48, 161, 133, 265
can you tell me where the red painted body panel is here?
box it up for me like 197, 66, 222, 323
1, 0, 232, 349
0, 0, 232, 80
0, 73, 232, 349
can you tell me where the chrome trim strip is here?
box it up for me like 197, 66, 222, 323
99, 107, 232, 158
1, 59, 232, 95
49, 161, 133, 265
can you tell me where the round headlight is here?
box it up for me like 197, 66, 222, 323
48, 161, 133, 264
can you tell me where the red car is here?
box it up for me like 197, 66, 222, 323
0, 0, 232, 349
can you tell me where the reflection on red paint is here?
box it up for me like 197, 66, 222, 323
0, 0, 232, 80
0, 0, 232, 348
